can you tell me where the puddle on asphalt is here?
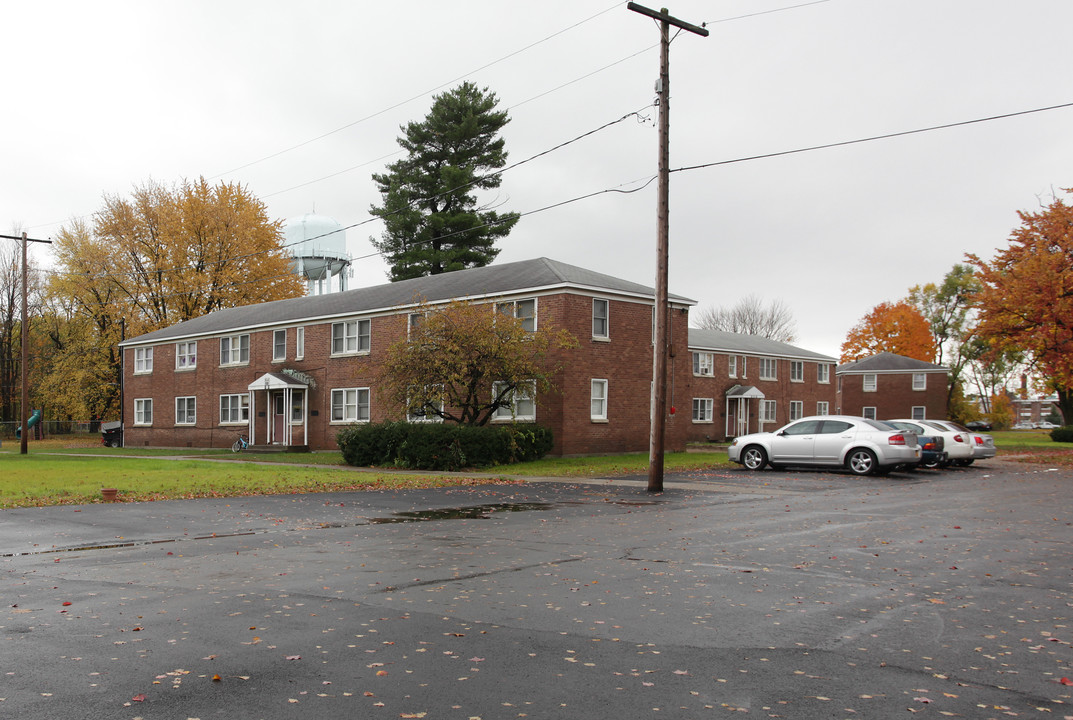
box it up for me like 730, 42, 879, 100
369, 502, 555, 523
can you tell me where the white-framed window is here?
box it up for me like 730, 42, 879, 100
332, 319, 371, 355
693, 352, 714, 376
760, 399, 777, 423
291, 390, 305, 422
134, 347, 153, 374
331, 388, 370, 423
295, 327, 305, 360
591, 379, 608, 421
497, 298, 537, 332
911, 405, 926, 420
220, 334, 250, 366
816, 401, 829, 416
273, 329, 286, 362
492, 380, 536, 421
817, 364, 830, 384
407, 312, 426, 339
789, 400, 803, 421
912, 373, 927, 391
863, 374, 877, 392
692, 397, 714, 423
175, 396, 196, 425
862, 406, 877, 420
176, 341, 197, 370
759, 358, 777, 381
407, 386, 444, 423
790, 361, 804, 382
592, 298, 609, 339
134, 398, 152, 426
220, 393, 250, 424
728, 356, 737, 378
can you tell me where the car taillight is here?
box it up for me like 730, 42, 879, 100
923, 441, 936, 450
974, 435, 984, 446
888, 434, 906, 446
953, 434, 964, 443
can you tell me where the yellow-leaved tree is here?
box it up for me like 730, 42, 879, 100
44, 178, 304, 422
379, 299, 578, 425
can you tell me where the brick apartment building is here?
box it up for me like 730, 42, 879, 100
686, 329, 838, 442
836, 352, 949, 421
118, 258, 696, 456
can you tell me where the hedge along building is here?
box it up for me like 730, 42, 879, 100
117, 257, 696, 456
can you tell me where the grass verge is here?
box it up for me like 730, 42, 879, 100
0, 454, 513, 509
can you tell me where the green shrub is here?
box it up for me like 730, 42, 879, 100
1050, 426, 1073, 443
336, 422, 554, 470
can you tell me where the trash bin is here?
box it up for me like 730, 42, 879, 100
101, 422, 122, 448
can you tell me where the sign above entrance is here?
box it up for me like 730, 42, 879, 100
281, 368, 317, 389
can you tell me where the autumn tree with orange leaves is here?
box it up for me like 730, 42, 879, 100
840, 301, 937, 364
967, 188, 1073, 423
43, 177, 304, 423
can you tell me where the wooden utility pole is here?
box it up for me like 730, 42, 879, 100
627, 3, 708, 492
2, 232, 52, 454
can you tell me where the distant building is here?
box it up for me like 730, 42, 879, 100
1011, 395, 1063, 426
686, 330, 837, 441
836, 352, 949, 421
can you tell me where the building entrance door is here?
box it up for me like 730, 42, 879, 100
272, 393, 286, 444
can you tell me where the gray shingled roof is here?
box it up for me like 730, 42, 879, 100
836, 351, 948, 374
687, 328, 836, 362
121, 257, 695, 346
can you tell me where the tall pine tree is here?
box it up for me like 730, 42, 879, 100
370, 82, 519, 281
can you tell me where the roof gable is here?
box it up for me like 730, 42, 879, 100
836, 351, 948, 374
687, 328, 836, 363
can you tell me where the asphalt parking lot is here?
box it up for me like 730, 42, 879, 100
2, 458, 1072, 719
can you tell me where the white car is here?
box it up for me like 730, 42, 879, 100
728, 415, 921, 476
918, 420, 975, 466
925, 419, 996, 464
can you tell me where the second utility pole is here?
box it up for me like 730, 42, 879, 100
627, 3, 708, 492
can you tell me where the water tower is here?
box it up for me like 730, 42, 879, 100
285, 213, 351, 295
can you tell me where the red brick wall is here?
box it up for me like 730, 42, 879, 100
122, 293, 690, 456
836, 371, 949, 420
684, 353, 837, 442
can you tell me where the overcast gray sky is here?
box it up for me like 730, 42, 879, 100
6, 0, 1072, 358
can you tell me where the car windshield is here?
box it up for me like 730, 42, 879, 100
921, 421, 947, 432
864, 419, 897, 431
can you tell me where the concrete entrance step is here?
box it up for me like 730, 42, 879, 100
249, 444, 310, 453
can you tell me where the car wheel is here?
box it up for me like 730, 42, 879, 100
921, 458, 940, 469
846, 448, 878, 476
741, 445, 767, 471
109, 439, 120, 448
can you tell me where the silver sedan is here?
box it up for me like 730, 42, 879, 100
728, 415, 921, 476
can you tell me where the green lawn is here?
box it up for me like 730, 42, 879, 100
990, 429, 1064, 449
0, 453, 512, 509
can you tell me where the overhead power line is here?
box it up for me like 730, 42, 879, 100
671, 102, 1073, 174
208, 3, 624, 180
